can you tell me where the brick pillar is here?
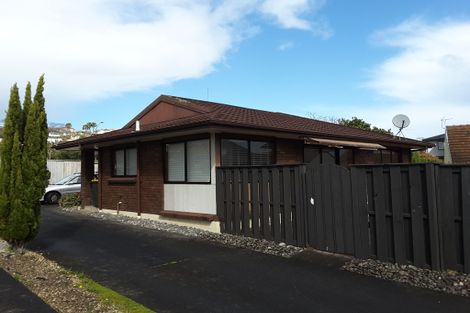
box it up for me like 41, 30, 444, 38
81, 149, 95, 208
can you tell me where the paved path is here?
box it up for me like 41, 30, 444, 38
0, 268, 55, 313
28, 206, 470, 313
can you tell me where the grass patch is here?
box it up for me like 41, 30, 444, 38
12, 272, 22, 282
76, 273, 155, 313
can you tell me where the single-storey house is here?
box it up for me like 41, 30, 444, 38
56, 95, 427, 231
422, 133, 445, 160
444, 125, 470, 164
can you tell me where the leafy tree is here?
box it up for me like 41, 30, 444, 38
48, 142, 80, 160
82, 121, 98, 133
65, 122, 72, 129
337, 117, 393, 135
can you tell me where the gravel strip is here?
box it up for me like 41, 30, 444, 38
0, 244, 120, 313
343, 258, 470, 298
60, 206, 303, 258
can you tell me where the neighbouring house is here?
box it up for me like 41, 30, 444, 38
445, 125, 470, 164
55, 95, 427, 231
422, 133, 445, 160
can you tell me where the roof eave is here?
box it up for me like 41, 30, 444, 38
55, 120, 428, 150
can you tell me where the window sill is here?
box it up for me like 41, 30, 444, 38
107, 177, 136, 184
159, 210, 219, 222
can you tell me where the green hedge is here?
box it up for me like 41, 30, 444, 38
58, 193, 81, 208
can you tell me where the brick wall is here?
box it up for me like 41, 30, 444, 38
276, 139, 304, 164
139, 141, 164, 214
99, 141, 163, 214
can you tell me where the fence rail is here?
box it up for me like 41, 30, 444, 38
47, 160, 81, 184
216, 163, 470, 273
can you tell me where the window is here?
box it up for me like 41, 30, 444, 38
166, 139, 210, 183
221, 139, 273, 166
322, 148, 336, 165
167, 142, 185, 182
304, 146, 339, 165
221, 139, 249, 166
113, 148, 137, 176
187, 140, 210, 182
250, 141, 273, 166
304, 146, 321, 165
339, 149, 354, 166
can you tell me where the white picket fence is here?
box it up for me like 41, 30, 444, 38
47, 160, 81, 184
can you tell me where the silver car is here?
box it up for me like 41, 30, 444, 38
41, 173, 81, 204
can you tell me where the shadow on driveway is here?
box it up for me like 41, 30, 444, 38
28, 206, 470, 313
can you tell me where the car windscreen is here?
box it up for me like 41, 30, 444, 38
54, 174, 79, 185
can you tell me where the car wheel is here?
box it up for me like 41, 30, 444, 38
45, 191, 61, 204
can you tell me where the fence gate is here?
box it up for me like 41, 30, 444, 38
304, 164, 355, 255
216, 165, 307, 246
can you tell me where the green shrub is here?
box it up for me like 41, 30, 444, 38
59, 193, 81, 208
411, 151, 442, 163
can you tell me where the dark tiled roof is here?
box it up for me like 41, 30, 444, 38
447, 125, 470, 163
56, 95, 427, 149
422, 133, 445, 142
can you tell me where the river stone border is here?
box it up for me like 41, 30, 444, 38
343, 258, 470, 297
59, 206, 303, 258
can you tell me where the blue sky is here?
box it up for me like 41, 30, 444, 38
1, 0, 470, 138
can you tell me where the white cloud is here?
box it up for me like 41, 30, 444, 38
261, 0, 332, 37
365, 19, 470, 137
0, 0, 329, 116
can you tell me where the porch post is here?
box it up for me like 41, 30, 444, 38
81, 148, 95, 209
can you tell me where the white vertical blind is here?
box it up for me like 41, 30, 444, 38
221, 139, 249, 166
167, 142, 185, 181
126, 148, 137, 176
114, 149, 125, 175
187, 139, 210, 182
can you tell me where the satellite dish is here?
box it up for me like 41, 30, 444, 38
392, 114, 410, 136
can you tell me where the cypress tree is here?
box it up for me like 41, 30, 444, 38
0, 76, 48, 244
33, 75, 50, 197
20, 82, 32, 142
4, 132, 36, 245
21, 75, 48, 235
0, 84, 22, 235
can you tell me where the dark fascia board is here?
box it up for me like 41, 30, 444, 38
55, 121, 429, 151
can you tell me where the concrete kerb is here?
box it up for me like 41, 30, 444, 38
98, 208, 221, 233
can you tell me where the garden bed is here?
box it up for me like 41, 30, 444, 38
343, 258, 470, 298
0, 240, 154, 313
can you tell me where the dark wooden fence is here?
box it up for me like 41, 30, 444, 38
216, 163, 470, 273
216, 165, 306, 246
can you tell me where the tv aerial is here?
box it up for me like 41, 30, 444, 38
392, 114, 410, 137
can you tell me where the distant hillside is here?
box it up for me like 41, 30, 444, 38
48, 122, 66, 128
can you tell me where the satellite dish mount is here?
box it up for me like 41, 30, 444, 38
392, 114, 410, 137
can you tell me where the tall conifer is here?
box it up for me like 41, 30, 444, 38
4, 132, 36, 244
0, 76, 48, 243
0, 84, 22, 234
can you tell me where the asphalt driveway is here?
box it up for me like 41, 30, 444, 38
28, 206, 470, 313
